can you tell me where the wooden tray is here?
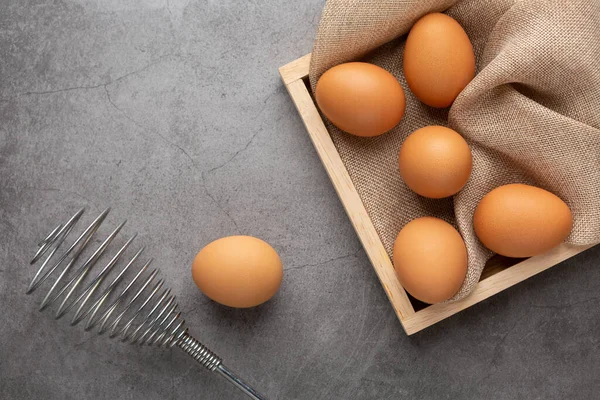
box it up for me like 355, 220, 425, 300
279, 53, 597, 335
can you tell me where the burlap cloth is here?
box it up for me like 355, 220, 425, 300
309, 0, 600, 300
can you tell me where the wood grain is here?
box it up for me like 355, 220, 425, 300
279, 53, 598, 335
278, 53, 312, 85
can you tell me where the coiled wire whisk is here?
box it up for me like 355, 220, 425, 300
26, 208, 265, 400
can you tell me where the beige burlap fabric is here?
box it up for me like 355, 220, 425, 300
309, 0, 600, 300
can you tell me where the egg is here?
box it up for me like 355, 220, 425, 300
192, 236, 283, 308
315, 62, 406, 137
474, 184, 573, 258
403, 13, 475, 108
398, 125, 472, 198
393, 217, 467, 304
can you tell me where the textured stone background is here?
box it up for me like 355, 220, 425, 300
1, 1, 599, 399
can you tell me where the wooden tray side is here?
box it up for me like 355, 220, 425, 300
279, 61, 416, 326
402, 243, 595, 334
279, 53, 596, 335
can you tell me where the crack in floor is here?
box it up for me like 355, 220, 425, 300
204, 89, 278, 175
103, 86, 195, 166
201, 171, 241, 234
285, 248, 362, 272
1, 53, 179, 101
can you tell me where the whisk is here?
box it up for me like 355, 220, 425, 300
26, 207, 266, 400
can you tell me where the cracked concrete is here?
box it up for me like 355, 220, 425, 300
1, 1, 599, 400
0, 53, 179, 102
200, 170, 241, 234
285, 249, 362, 272
103, 85, 196, 166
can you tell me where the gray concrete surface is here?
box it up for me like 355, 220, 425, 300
1, 1, 599, 399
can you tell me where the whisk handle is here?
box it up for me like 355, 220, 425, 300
176, 332, 266, 399
216, 364, 266, 400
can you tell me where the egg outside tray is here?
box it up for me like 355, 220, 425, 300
279, 53, 598, 335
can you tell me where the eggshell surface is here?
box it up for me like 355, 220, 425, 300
315, 62, 406, 137
192, 236, 283, 308
393, 217, 467, 304
399, 125, 472, 198
474, 184, 573, 258
403, 13, 475, 108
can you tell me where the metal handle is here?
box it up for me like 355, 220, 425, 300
216, 364, 266, 400
176, 333, 266, 399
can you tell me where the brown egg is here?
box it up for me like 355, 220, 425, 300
315, 62, 406, 137
398, 125, 472, 198
474, 184, 573, 258
404, 13, 475, 108
393, 217, 467, 304
192, 236, 283, 308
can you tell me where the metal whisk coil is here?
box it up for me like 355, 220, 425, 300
27, 208, 265, 400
